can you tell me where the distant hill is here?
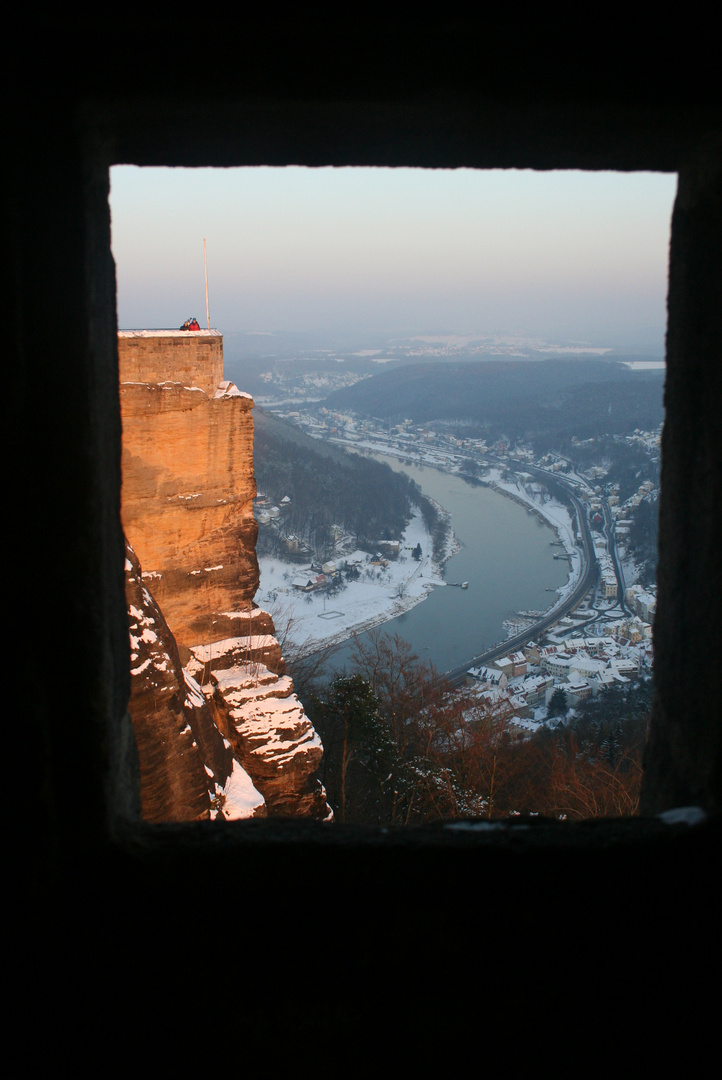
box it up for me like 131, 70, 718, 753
324, 359, 665, 449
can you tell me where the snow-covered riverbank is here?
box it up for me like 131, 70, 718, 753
256, 454, 582, 660
256, 506, 454, 659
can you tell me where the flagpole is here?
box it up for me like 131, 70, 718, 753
204, 238, 210, 330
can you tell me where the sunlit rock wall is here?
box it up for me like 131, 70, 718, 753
119, 331, 331, 820
119, 375, 260, 656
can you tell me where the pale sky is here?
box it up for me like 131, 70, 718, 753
109, 166, 676, 348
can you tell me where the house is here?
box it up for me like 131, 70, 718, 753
518, 673, 554, 705
466, 666, 508, 690
508, 651, 528, 677
492, 656, 515, 680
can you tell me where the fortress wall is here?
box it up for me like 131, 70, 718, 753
118, 332, 259, 653
118, 330, 223, 397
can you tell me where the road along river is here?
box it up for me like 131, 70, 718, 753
327, 457, 575, 677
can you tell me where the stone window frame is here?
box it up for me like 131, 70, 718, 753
22, 93, 719, 856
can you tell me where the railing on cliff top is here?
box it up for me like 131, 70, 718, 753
118, 327, 221, 333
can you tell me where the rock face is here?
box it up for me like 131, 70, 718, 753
119, 376, 260, 655
185, 645, 326, 818
119, 330, 331, 821
125, 540, 265, 822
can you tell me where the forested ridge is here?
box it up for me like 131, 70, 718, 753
566, 434, 659, 500
324, 359, 664, 450
253, 406, 443, 553
626, 497, 659, 587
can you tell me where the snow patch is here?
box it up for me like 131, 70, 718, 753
215, 760, 265, 819
190, 635, 277, 663
213, 380, 253, 400
183, 669, 207, 710
658, 806, 707, 826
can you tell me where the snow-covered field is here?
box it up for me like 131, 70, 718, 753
256, 507, 450, 658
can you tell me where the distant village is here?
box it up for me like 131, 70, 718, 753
464, 609, 652, 731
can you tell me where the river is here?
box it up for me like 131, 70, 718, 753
328, 456, 570, 676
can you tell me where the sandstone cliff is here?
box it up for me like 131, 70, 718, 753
119, 330, 331, 821
125, 539, 265, 821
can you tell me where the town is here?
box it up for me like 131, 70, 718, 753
254, 390, 660, 734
